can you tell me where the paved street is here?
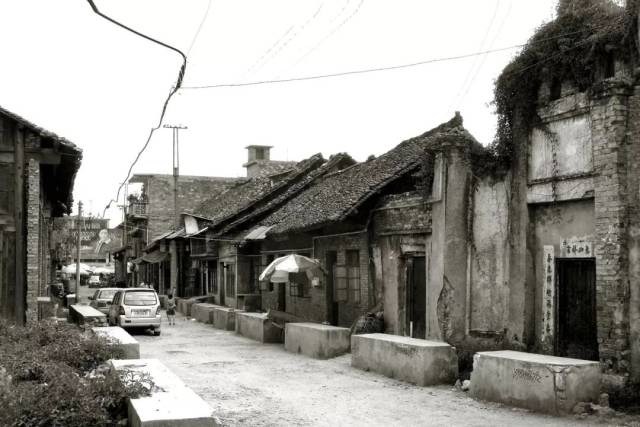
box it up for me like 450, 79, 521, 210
135, 313, 620, 427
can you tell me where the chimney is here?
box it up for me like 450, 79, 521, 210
243, 145, 273, 178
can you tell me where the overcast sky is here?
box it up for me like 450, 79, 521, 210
0, 0, 558, 224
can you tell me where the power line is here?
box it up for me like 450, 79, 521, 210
187, 0, 213, 56
180, 22, 618, 91
452, 0, 501, 110
86, 0, 188, 219
288, 0, 364, 72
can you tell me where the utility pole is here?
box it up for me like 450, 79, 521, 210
75, 201, 83, 296
163, 124, 187, 229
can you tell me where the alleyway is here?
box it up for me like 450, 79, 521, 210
136, 314, 615, 427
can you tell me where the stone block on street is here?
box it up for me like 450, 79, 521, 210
69, 304, 107, 326
285, 322, 350, 359
212, 306, 242, 331
93, 326, 140, 359
191, 303, 219, 324
235, 312, 282, 343
351, 333, 458, 386
109, 358, 218, 427
469, 350, 601, 414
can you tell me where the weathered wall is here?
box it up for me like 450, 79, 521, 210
627, 85, 640, 383
529, 199, 595, 351
468, 178, 510, 335
143, 175, 239, 240
371, 192, 429, 335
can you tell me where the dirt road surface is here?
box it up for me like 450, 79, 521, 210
135, 313, 634, 427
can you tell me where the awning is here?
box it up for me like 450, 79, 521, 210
132, 250, 169, 265
244, 225, 273, 241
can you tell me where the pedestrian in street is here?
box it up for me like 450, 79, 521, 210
166, 293, 176, 326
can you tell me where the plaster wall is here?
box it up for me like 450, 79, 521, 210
469, 178, 510, 334
529, 199, 595, 351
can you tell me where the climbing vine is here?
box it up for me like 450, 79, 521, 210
483, 0, 639, 176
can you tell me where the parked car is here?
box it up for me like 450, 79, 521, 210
107, 288, 161, 336
88, 287, 119, 315
88, 275, 102, 288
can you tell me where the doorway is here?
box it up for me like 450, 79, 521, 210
556, 258, 598, 360
326, 251, 338, 326
407, 256, 426, 339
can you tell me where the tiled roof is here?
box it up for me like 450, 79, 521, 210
257, 113, 475, 235
215, 153, 356, 236
194, 154, 327, 227
0, 105, 81, 154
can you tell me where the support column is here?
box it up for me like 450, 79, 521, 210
14, 126, 25, 325
591, 80, 632, 382
25, 158, 40, 324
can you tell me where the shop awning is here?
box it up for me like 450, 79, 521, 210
132, 250, 169, 265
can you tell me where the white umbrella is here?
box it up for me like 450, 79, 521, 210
61, 263, 94, 275
92, 265, 115, 275
259, 254, 324, 282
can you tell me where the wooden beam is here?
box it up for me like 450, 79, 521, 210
0, 149, 62, 165
14, 126, 25, 325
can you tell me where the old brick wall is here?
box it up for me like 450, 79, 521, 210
25, 158, 39, 324
628, 84, 640, 383
591, 81, 632, 379
146, 175, 239, 241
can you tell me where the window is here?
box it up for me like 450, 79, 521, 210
207, 261, 217, 294
333, 250, 361, 303
124, 291, 157, 306
225, 263, 235, 298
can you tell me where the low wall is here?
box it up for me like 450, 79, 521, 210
351, 333, 458, 386
191, 303, 219, 324
212, 306, 242, 331
92, 326, 140, 359
109, 359, 218, 426
235, 312, 282, 343
469, 350, 601, 414
285, 323, 350, 359
69, 304, 107, 327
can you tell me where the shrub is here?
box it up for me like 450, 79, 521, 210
0, 320, 151, 427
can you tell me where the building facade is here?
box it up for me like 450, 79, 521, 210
0, 105, 81, 324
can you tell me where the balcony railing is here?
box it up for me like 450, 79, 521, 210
127, 201, 148, 217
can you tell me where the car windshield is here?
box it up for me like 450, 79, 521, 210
124, 291, 157, 306
98, 290, 117, 300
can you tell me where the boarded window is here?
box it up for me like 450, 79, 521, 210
529, 115, 592, 181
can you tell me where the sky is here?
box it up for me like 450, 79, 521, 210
0, 0, 559, 225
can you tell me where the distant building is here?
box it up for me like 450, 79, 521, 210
0, 105, 81, 324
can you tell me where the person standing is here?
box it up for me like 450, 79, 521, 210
166, 293, 176, 326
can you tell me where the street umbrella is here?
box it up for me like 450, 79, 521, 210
60, 263, 94, 275
92, 265, 115, 275
259, 254, 324, 283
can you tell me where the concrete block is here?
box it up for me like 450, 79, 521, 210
69, 304, 107, 326
235, 312, 282, 343
191, 303, 219, 324
92, 326, 140, 359
109, 359, 217, 427
469, 350, 601, 414
351, 333, 458, 386
212, 306, 242, 331
285, 322, 351, 359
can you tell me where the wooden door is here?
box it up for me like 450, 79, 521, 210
556, 259, 598, 360
407, 256, 426, 339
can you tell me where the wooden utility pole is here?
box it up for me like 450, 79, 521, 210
75, 201, 83, 295
163, 124, 187, 229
